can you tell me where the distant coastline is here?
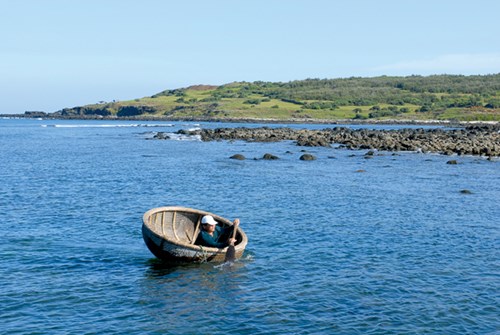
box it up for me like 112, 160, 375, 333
5, 75, 499, 123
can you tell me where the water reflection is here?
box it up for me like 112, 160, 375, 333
144, 259, 205, 278
144, 257, 249, 278
139, 257, 252, 333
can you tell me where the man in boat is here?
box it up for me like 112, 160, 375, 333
196, 215, 239, 248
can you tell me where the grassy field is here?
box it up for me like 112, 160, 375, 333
56, 75, 500, 122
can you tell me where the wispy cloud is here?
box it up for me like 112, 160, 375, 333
372, 53, 500, 75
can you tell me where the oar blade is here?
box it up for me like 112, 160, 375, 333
224, 245, 236, 263
224, 220, 239, 263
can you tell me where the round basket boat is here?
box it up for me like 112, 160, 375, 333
142, 206, 248, 263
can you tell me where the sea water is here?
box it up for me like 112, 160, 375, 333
0, 118, 498, 334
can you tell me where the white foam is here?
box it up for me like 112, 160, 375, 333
41, 123, 174, 128
166, 133, 201, 141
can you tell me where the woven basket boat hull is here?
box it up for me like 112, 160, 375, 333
142, 206, 248, 263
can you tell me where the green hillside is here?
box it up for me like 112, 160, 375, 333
55, 74, 500, 122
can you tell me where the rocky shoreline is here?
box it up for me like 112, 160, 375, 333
4, 113, 498, 126
175, 124, 500, 157
6, 114, 499, 157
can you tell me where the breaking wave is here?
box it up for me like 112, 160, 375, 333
41, 123, 175, 128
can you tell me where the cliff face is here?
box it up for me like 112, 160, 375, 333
116, 106, 157, 117
59, 106, 113, 116
57, 105, 158, 117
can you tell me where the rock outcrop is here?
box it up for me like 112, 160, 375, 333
180, 124, 499, 156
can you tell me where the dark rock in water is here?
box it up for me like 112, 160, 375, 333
230, 154, 246, 160
446, 160, 458, 165
299, 154, 316, 161
262, 153, 279, 160
460, 189, 473, 194
153, 132, 170, 140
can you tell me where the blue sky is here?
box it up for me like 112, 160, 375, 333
1, 0, 499, 114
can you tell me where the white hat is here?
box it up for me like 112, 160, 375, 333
201, 215, 217, 225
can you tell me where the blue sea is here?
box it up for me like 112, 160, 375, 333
1, 118, 498, 334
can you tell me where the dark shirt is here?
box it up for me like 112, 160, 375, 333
197, 225, 230, 248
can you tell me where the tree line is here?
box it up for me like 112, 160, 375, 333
210, 74, 500, 109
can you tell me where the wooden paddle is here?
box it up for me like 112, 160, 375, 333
224, 219, 239, 262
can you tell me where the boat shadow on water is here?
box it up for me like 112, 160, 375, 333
144, 257, 248, 279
